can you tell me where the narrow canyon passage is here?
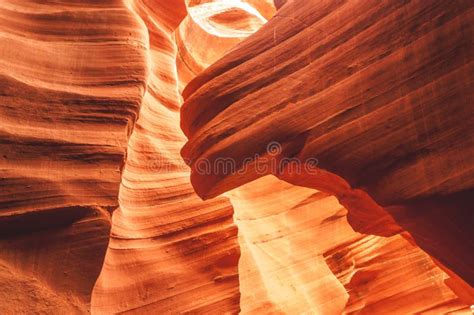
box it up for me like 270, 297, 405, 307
92, 0, 272, 313
92, 1, 241, 313
0, 0, 472, 314
180, 0, 474, 313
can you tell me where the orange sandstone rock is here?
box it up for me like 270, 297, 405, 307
1, 0, 472, 313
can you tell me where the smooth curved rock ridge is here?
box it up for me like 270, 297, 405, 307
0, 0, 146, 312
1, 0, 472, 313
175, 0, 272, 92
181, 0, 474, 292
188, 1, 267, 37
91, 0, 267, 313
181, 1, 474, 313
0, 0, 272, 313
229, 175, 469, 314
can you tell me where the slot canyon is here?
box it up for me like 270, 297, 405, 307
0, 0, 472, 314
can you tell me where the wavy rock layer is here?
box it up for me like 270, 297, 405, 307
181, 0, 474, 291
0, 0, 271, 313
175, 0, 272, 91
91, 0, 265, 313
230, 175, 468, 314
181, 0, 474, 312
0, 0, 147, 312
1, 0, 472, 313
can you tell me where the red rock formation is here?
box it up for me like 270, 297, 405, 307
0, 0, 146, 312
176, 0, 271, 91
1, 0, 265, 312
181, 0, 474, 312
1, 0, 472, 313
92, 0, 268, 313
232, 175, 470, 313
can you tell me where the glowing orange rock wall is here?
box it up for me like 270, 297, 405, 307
91, 0, 269, 313
181, 0, 474, 288
181, 0, 474, 312
0, 0, 269, 313
231, 176, 468, 313
0, 0, 147, 312
0, 0, 472, 313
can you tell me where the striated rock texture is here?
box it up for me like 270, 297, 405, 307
182, 0, 473, 287
91, 0, 269, 313
0, 0, 147, 312
181, 0, 474, 312
1, 0, 266, 313
1, 0, 473, 314
175, 0, 272, 91
230, 176, 469, 314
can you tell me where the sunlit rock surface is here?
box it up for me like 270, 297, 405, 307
181, 0, 474, 312
0, 0, 472, 313
92, 0, 271, 313
231, 176, 468, 314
